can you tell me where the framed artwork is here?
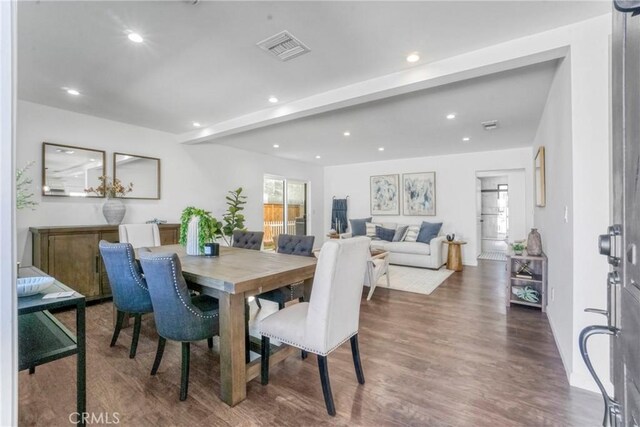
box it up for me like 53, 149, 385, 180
370, 174, 400, 215
535, 146, 546, 207
403, 172, 436, 216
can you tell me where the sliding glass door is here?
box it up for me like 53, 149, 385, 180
263, 177, 308, 249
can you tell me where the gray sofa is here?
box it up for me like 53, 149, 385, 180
341, 222, 448, 269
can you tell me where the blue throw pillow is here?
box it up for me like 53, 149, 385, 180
416, 221, 443, 244
375, 226, 395, 242
349, 217, 372, 236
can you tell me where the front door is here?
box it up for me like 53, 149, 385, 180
585, 3, 640, 426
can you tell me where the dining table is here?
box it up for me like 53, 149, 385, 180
140, 244, 317, 406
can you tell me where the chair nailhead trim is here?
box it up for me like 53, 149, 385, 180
258, 330, 357, 357
101, 244, 148, 291
145, 256, 218, 319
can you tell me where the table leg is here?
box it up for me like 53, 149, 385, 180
77, 300, 86, 425
219, 292, 246, 406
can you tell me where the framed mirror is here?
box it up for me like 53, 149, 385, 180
42, 142, 106, 197
535, 146, 546, 207
113, 153, 161, 200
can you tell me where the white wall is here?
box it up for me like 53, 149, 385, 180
16, 101, 325, 264
324, 148, 534, 266
0, 1, 17, 425
532, 56, 576, 381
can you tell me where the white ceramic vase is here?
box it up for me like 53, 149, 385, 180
186, 216, 202, 255
102, 197, 126, 225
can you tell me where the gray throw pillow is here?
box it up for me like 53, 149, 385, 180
375, 226, 395, 242
349, 217, 372, 236
416, 221, 443, 244
393, 225, 409, 242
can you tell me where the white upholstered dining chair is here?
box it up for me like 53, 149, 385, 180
119, 223, 161, 248
259, 236, 371, 416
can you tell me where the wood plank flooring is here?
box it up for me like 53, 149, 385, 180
18, 261, 602, 426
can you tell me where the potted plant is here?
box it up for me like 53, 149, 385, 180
511, 242, 526, 256
16, 161, 38, 210
179, 207, 222, 255
85, 176, 133, 225
179, 187, 247, 255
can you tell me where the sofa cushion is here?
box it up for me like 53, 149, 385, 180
393, 225, 409, 242
384, 241, 431, 255
375, 226, 395, 242
349, 217, 371, 236
365, 222, 380, 237
403, 225, 421, 242
417, 222, 443, 244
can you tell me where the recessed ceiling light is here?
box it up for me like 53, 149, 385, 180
269, 96, 279, 103
273, 144, 280, 148
192, 122, 201, 127
378, 147, 385, 152
127, 32, 144, 43
343, 131, 351, 136
406, 53, 420, 63
65, 150, 74, 154
446, 113, 456, 120
462, 137, 471, 142
66, 89, 80, 96
315, 155, 321, 159
89, 158, 95, 162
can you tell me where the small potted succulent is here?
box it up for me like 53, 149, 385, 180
511, 242, 526, 256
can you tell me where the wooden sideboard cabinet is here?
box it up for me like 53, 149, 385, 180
30, 224, 180, 301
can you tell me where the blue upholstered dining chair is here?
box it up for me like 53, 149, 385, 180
99, 241, 154, 359
138, 250, 220, 401
232, 230, 264, 250
256, 234, 316, 309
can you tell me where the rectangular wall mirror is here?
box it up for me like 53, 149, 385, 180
535, 146, 546, 207
42, 142, 106, 197
113, 153, 161, 199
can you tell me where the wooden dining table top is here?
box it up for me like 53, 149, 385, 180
140, 244, 318, 295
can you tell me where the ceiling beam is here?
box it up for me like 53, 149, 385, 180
178, 42, 568, 145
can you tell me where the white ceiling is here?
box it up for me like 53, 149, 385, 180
17, 1, 609, 163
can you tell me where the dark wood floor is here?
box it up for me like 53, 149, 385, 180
19, 260, 602, 426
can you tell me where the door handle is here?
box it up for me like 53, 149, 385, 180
599, 225, 622, 266
585, 308, 609, 317
579, 325, 622, 427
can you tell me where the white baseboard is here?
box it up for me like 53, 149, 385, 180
547, 310, 571, 383
570, 371, 613, 396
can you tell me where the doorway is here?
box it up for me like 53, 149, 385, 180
479, 176, 509, 259
262, 176, 308, 250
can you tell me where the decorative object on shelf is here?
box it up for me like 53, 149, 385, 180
526, 228, 543, 256
146, 218, 167, 224
17, 276, 55, 297
85, 175, 134, 225
446, 233, 455, 242
403, 172, 436, 216
535, 146, 546, 207
511, 242, 525, 255
514, 259, 534, 278
511, 286, 540, 303
370, 174, 400, 215
16, 161, 38, 210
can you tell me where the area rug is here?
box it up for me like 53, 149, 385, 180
477, 251, 507, 262
370, 265, 454, 295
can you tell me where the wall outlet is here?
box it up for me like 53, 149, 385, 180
551, 287, 555, 302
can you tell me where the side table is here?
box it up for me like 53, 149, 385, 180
443, 241, 467, 271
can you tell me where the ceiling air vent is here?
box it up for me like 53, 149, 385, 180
257, 31, 310, 62
482, 120, 499, 131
